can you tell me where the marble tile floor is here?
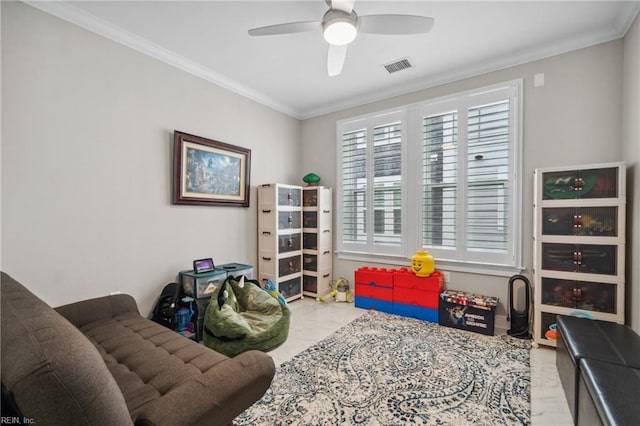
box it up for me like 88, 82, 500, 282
267, 298, 573, 426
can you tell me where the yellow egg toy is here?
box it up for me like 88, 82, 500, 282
411, 250, 435, 277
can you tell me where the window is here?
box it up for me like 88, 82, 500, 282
337, 81, 522, 273
339, 111, 405, 256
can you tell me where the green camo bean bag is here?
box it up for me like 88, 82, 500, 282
203, 275, 290, 357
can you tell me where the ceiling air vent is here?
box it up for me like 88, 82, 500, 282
383, 58, 413, 74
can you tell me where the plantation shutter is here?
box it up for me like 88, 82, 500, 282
340, 125, 367, 247
337, 80, 521, 270
420, 85, 517, 265
423, 111, 458, 250
466, 100, 510, 253
373, 121, 402, 247
338, 111, 405, 256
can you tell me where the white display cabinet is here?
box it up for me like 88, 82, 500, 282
533, 162, 626, 347
302, 186, 333, 298
258, 183, 303, 302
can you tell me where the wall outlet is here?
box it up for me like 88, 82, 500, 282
442, 271, 451, 283
109, 291, 121, 296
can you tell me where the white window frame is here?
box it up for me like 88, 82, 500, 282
336, 80, 523, 275
336, 109, 407, 258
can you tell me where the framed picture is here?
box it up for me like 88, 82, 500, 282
173, 131, 251, 207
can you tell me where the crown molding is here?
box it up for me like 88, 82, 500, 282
617, 1, 640, 35
23, 0, 303, 119
299, 8, 637, 120
23, 0, 640, 121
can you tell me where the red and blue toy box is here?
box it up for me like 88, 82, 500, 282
393, 268, 443, 309
355, 296, 394, 314
354, 267, 395, 313
392, 303, 438, 322
354, 267, 394, 301
355, 266, 445, 322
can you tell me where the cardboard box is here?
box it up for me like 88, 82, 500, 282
438, 290, 498, 336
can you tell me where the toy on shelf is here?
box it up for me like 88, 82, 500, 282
543, 309, 594, 342
545, 323, 558, 340
318, 277, 353, 303
302, 173, 321, 186
411, 250, 435, 277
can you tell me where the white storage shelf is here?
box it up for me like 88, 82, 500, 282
302, 186, 333, 298
258, 183, 304, 302
533, 162, 626, 347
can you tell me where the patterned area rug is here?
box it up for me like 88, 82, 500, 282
237, 310, 530, 425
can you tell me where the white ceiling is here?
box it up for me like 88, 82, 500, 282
28, 1, 640, 119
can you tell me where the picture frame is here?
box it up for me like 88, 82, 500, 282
193, 258, 215, 274
173, 130, 251, 207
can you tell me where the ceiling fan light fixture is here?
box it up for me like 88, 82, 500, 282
322, 9, 357, 46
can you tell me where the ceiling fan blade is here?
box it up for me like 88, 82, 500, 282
331, 0, 356, 14
327, 44, 347, 77
358, 15, 435, 35
248, 21, 320, 36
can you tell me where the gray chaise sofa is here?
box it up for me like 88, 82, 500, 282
1, 272, 275, 426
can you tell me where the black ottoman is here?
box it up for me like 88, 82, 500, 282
556, 316, 640, 423
578, 358, 640, 426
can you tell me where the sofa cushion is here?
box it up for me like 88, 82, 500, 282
58, 298, 276, 426
76, 312, 230, 418
0, 272, 133, 425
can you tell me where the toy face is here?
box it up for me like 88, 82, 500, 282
412, 259, 424, 274
411, 250, 434, 277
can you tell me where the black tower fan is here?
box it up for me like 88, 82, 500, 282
507, 274, 532, 339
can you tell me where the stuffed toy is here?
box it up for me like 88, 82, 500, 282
318, 278, 353, 303
263, 279, 287, 306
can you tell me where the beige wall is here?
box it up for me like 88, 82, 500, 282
623, 14, 640, 332
2, 1, 637, 331
1, 2, 302, 315
302, 40, 625, 323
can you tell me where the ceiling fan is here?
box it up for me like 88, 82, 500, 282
248, 0, 435, 77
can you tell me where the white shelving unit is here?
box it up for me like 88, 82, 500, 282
302, 186, 333, 298
533, 162, 626, 347
257, 183, 303, 302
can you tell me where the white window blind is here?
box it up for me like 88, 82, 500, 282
341, 126, 367, 246
423, 110, 458, 250
466, 101, 510, 253
338, 111, 405, 257
337, 81, 522, 272
373, 122, 402, 247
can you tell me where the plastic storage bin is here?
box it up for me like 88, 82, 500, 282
393, 269, 443, 309
181, 269, 227, 299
